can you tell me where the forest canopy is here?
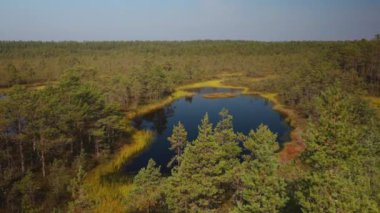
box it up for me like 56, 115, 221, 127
0, 40, 379, 212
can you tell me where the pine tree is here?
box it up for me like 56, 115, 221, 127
13, 170, 41, 212
33, 87, 64, 177
233, 125, 287, 213
47, 159, 70, 203
68, 152, 93, 212
127, 159, 163, 212
2, 86, 31, 174
167, 121, 188, 167
296, 86, 379, 212
165, 113, 240, 212
214, 109, 241, 193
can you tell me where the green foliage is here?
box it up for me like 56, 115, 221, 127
277, 59, 365, 116
127, 159, 164, 212
233, 125, 287, 213
1, 40, 380, 212
165, 112, 241, 212
136, 101, 378, 213
68, 153, 93, 212
167, 121, 188, 167
47, 160, 70, 203
301, 86, 373, 171
296, 86, 380, 212
2, 40, 379, 99
296, 170, 378, 213
11, 170, 41, 212
243, 125, 278, 161
1, 86, 32, 174
0, 74, 126, 211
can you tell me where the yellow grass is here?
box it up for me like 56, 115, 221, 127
85, 130, 154, 212
203, 92, 238, 99
127, 90, 194, 119
365, 96, 380, 106
0, 87, 11, 94
0, 82, 54, 94
365, 96, 380, 117
178, 79, 229, 89
178, 79, 247, 92
128, 78, 247, 119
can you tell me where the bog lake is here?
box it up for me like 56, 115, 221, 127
123, 87, 291, 174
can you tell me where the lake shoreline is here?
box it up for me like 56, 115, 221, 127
127, 78, 304, 162
82, 77, 305, 211
244, 91, 305, 162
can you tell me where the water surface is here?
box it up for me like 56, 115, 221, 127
124, 88, 291, 174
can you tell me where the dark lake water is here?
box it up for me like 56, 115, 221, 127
123, 87, 291, 174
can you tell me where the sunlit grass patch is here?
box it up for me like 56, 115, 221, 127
365, 96, 380, 117
203, 92, 238, 99
127, 90, 194, 119
86, 130, 154, 183
85, 130, 154, 211
177, 79, 227, 89
127, 79, 247, 119
251, 92, 278, 101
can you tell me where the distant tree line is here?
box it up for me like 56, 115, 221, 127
1, 40, 379, 96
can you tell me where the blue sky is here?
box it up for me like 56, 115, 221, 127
0, 0, 379, 41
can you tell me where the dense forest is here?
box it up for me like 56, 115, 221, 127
0, 39, 379, 212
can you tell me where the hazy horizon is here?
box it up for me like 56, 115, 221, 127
1, 0, 380, 41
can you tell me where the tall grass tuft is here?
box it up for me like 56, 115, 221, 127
85, 130, 154, 212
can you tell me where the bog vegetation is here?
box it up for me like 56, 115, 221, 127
0, 39, 379, 212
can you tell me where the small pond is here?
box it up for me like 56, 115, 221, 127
123, 87, 291, 174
